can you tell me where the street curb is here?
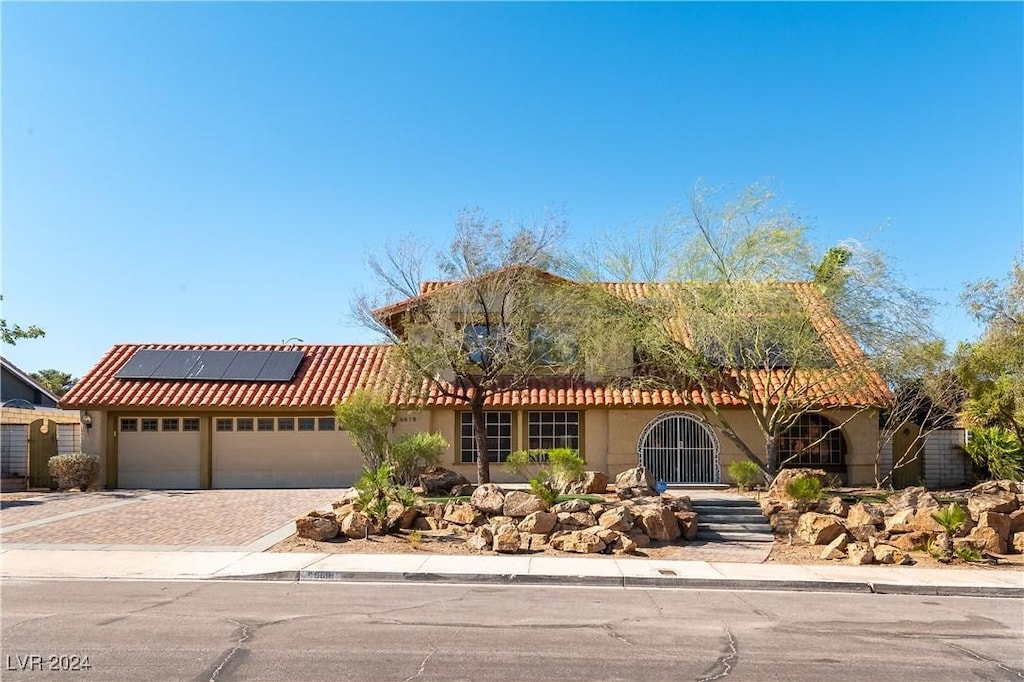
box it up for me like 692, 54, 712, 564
208, 569, 1024, 598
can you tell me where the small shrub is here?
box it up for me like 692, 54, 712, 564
354, 463, 417, 534
407, 529, 423, 549
784, 475, 822, 511
954, 545, 983, 563
529, 477, 560, 507
390, 431, 448, 486
728, 460, 763, 491
47, 453, 100, 491
547, 448, 586, 491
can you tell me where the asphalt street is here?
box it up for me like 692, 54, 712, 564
1, 580, 1021, 681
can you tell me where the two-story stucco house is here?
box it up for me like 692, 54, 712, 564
60, 271, 890, 490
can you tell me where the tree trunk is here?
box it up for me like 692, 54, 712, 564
765, 434, 780, 479
472, 401, 491, 485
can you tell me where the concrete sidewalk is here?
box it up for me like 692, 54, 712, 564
2, 547, 1021, 598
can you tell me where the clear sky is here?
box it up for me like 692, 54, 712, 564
2, 2, 1022, 379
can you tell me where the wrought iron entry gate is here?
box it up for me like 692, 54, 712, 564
636, 412, 720, 484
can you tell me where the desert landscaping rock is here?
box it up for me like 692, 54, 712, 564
518, 510, 556, 535
674, 511, 699, 541
443, 502, 482, 526
818, 496, 849, 517
295, 511, 339, 541
846, 502, 886, 527
558, 511, 598, 528
884, 508, 915, 533
891, 531, 932, 553
492, 524, 521, 553
770, 509, 803, 535
967, 525, 1007, 554
470, 484, 506, 515
419, 467, 470, 496
795, 513, 846, 545
340, 511, 371, 539
614, 467, 656, 499
503, 490, 547, 517
846, 523, 878, 544
848, 544, 874, 565
598, 507, 634, 532
1013, 531, 1024, 554
968, 491, 1020, 517
768, 468, 828, 501
550, 530, 606, 554
564, 471, 609, 495
887, 486, 939, 513
552, 499, 591, 514
634, 506, 681, 542
820, 534, 848, 560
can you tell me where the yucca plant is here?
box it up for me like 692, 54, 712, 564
354, 463, 417, 534
930, 503, 967, 563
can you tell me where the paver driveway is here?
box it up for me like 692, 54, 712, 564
0, 489, 339, 550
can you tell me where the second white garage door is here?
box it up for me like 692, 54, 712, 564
211, 416, 363, 488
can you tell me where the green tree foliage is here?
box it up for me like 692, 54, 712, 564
30, 369, 77, 397
334, 388, 397, 470
355, 207, 583, 484
957, 258, 1024, 446
962, 426, 1023, 481
574, 182, 932, 478
0, 296, 45, 346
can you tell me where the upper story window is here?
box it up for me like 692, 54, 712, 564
463, 323, 508, 365
529, 327, 578, 366
460, 411, 512, 463
779, 414, 846, 470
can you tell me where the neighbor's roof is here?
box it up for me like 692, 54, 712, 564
1, 356, 61, 405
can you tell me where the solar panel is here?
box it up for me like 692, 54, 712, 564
115, 350, 171, 379
117, 349, 305, 382
256, 351, 304, 381
185, 351, 238, 379
222, 351, 272, 380
149, 351, 203, 379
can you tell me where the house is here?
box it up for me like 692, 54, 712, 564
60, 273, 890, 490
1, 356, 84, 489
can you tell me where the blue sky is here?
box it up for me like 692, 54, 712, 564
2, 2, 1022, 379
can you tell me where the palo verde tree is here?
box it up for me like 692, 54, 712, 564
354, 208, 583, 484
1, 295, 45, 346
957, 256, 1024, 446
574, 182, 927, 480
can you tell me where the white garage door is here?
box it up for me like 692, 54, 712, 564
118, 417, 201, 489
211, 416, 362, 488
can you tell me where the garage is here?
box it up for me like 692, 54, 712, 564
211, 415, 362, 488
117, 416, 201, 489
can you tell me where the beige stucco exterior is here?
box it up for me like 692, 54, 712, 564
80, 404, 880, 489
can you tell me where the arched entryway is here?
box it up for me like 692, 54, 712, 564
636, 412, 721, 484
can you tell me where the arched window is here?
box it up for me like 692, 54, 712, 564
779, 414, 846, 471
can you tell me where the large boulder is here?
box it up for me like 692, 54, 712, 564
418, 467, 470, 496
609, 533, 639, 555
518, 510, 557, 535
564, 471, 610, 495
890, 530, 933, 553
909, 508, 945, 533
615, 467, 657, 499
967, 491, 1020, 518
598, 507, 634, 532
964, 525, 1007, 554
846, 524, 879, 544
873, 544, 909, 565
817, 496, 849, 517
443, 502, 482, 526
978, 511, 1012, 551
492, 524, 521, 553
884, 508, 916, 534
770, 509, 803, 535
386, 502, 418, 530
295, 511, 339, 541
971, 480, 1021, 495
887, 486, 939, 513
768, 468, 829, 502
820, 534, 848, 560
470, 484, 506, 515
503, 490, 548, 517
674, 511, 699, 541
633, 506, 681, 542
557, 511, 598, 529
663, 495, 694, 512
847, 502, 886, 527
340, 511, 371, 539
848, 544, 875, 565
331, 489, 359, 509
550, 530, 606, 554
795, 513, 846, 546
760, 497, 787, 517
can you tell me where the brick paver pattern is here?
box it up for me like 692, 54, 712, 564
1, 491, 146, 527
2, 489, 338, 547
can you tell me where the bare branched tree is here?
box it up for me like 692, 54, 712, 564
353, 207, 581, 484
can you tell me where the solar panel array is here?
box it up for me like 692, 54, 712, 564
114, 350, 305, 382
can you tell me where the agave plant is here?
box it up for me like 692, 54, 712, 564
930, 503, 967, 563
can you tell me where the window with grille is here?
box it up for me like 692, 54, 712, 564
257, 418, 275, 432
779, 414, 846, 469
318, 417, 336, 431
298, 417, 315, 432
236, 418, 254, 432
460, 412, 512, 463
215, 418, 233, 432
527, 411, 580, 452
141, 419, 159, 432
161, 418, 179, 432
120, 418, 138, 432
182, 418, 200, 432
